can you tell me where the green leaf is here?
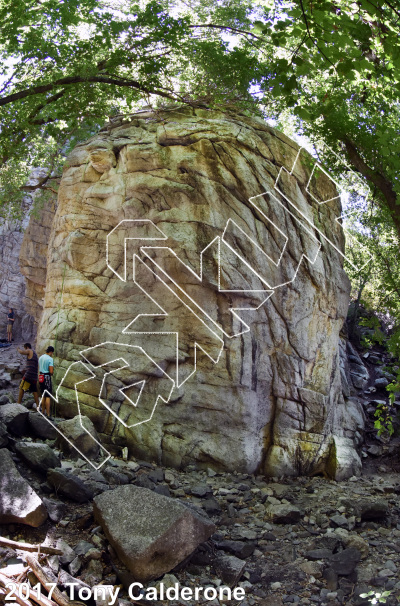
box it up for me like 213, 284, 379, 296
294, 106, 311, 120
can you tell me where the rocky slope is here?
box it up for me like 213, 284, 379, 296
0, 388, 399, 606
19, 106, 363, 479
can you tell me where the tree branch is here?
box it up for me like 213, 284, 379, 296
0, 536, 62, 555
368, 0, 400, 20
28, 89, 66, 119
188, 23, 264, 41
0, 75, 178, 107
343, 136, 400, 236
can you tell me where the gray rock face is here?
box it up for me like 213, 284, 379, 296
93, 485, 215, 581
0, 403, 29, 436
19, 195, 56, 327
0, 448, 47, 526
56, 415, 100, 459
346, 342, 370, 391
14, 441, 61, 473
47, 467, 94, 502
0, 205, 35, 341
0, 178, 55, 341
28, 108, 360, 478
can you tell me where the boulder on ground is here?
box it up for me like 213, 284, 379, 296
214, 553, 246, 585
47, 468, 94, 503
93, 485, 215, 582
28, 411, 58, 440
358, 500, 388, 520
329, 547, 361, 575
15, 442, 61, 473
265, 503, 301, 524
0, 404, 29, 436
56, 415, 100, 459
326, 436, 362, 481
0, 448, 47, 527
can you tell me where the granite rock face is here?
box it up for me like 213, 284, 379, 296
0, 172, 56, 342
0, 202, 35, 341
19, 195, 57, 333
30, 107, 361, 478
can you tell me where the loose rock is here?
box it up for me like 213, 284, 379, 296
214, 553, 246, 585
47, 468, 94, 503
265, 503, 301, 524
56, 415, 100, 459
14, 441, 61, 473
28, 411, 58, 440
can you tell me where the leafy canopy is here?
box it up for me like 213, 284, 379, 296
1, 0, 400, 239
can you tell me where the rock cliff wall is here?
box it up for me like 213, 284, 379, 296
30, 107, 364, 479
0, 200, 36, 342
0, 169, 56, 343
19, 196, 57, 329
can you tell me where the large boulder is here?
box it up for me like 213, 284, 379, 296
47, 468, 94, 503
28, 411, 58, 440
30, 107, 359, 479
56, 415, 100, 459
93, 485, 215, 581
14, 442, 61, 473
0, 448, 47, 526
0, 404, 29, 436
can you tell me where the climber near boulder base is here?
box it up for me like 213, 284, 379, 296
17, 343, 40, 409
38, 345, 54, 417
7, 307, 14, 342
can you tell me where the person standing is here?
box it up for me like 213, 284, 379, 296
7, 308, 14, 343
17, 343, 39, 408
38, 346, 54, 418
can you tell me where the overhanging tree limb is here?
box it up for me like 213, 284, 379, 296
0, 75, 178, 107
343, 136, 400, 234
188, 23, 264, 41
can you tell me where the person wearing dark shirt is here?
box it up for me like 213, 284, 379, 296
7, 308, 14, 343
17, 343, 39, 408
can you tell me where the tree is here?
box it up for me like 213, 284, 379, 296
1, 0, 400, 241
257, 0, 400, 241
0, 0, 258, 207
